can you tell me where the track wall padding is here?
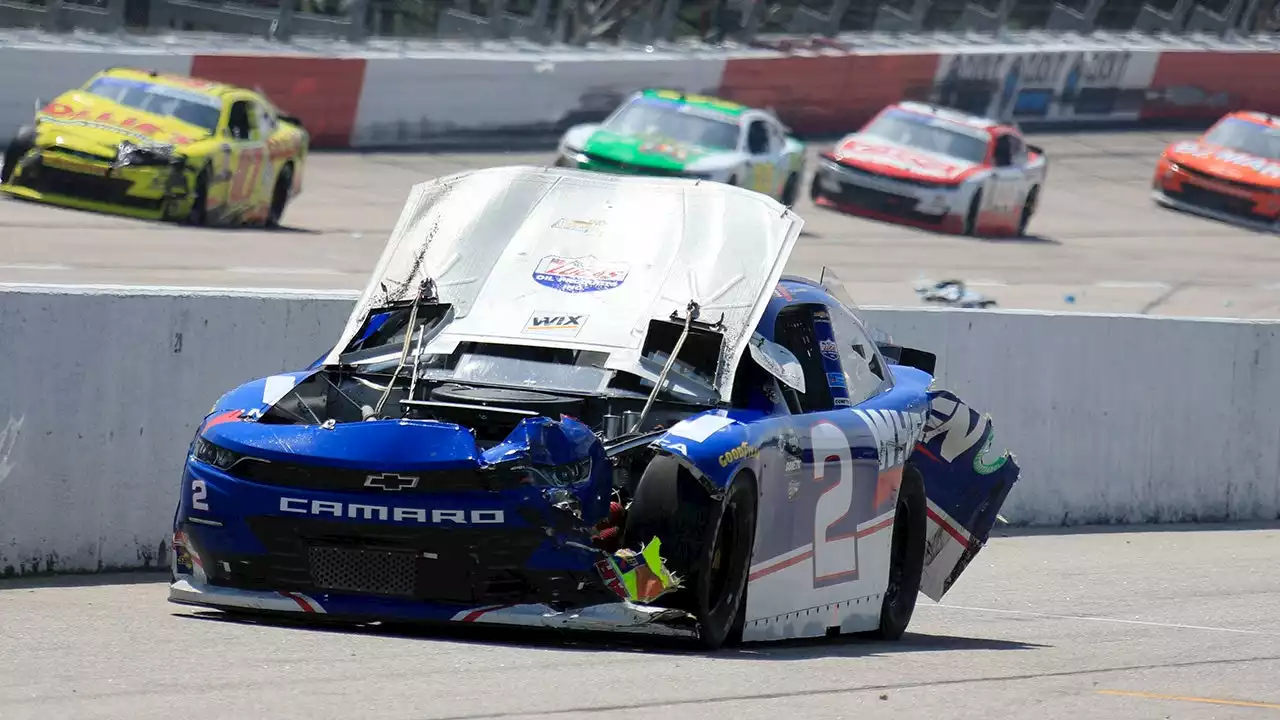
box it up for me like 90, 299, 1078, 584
2, 287, 1276, 576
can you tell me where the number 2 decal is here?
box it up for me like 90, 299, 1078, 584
811, 421, 857, 587
229, 147, 265, 204
191, 479, 209, 512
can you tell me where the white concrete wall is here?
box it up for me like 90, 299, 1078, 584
0, 285, 353, 576
0, 47, 194, 145
2, 286, 1277, 576
350, 54, 731, 149
860, 306, 1280, 526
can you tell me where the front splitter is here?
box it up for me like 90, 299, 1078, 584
169, 576, 699, 638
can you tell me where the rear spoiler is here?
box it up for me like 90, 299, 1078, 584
1027, 143, 1045, 157
877, 341, 937, 375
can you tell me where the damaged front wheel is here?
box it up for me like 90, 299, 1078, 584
622, 455, 757, 650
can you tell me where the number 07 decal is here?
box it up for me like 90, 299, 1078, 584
229, 147, 266, 204
811, 421, 858, 588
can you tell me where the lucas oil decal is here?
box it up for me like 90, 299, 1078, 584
533, 255, 629, 294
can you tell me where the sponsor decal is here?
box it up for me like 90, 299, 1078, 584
202, 409, 245, 430
813, 309, 830, 320
929, 49, 1152, 123
533, 255, 629, 294
718, 441, 759, 468
593, 557, 628, 599
819, 338, 839, 360
835, 139, 969, 180
524, 311, 588, 336
638, 140, 692, 162
280, 497, 505, 524
1173, 141, 1280, 179
39, 103, 196, 144
923, 395, 1009, 474
773, 284, 793, 300
854, 408, 927, 471
552, 217, 606, 235
364, 472, 419, 491
826, 372, 847, 389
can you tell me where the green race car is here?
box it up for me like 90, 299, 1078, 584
554, 89, 807, 205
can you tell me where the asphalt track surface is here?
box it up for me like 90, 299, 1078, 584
3, 129, 1280, 319
2, 523, 1279, 719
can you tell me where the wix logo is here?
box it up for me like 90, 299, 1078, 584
524, 311, 587, 337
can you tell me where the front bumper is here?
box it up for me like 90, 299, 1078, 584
1, 147, 185, 219
810, 158, 960, 230
1152, 162, 1280, 232
169, 449, 686, 635
168, 573, 698, 637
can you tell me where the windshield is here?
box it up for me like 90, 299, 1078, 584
85, 76, 222, 133
861, 108, 990, 164
1202, 118, 1280, 160
604, 99, 740, 152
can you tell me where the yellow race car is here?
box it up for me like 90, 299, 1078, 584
0, 66, 308, 227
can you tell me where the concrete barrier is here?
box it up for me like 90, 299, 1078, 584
2, 39, 1279, 149
2, 284, 1277, 576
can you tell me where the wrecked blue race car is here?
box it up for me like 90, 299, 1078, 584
169, 165, 1020, 649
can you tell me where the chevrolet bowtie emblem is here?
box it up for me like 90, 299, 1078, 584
364, 472, 419, 491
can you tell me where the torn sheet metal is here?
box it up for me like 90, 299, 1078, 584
595, 537, 681, 604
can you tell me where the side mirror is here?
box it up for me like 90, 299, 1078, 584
747, 332, 806, 393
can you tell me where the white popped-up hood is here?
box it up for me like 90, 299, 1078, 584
321, 166, 804, 403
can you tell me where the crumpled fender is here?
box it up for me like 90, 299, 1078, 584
202, 369, 323, 427
199, 378, 612, 528
646, 409, 771, 495
910, 388, 1021, 601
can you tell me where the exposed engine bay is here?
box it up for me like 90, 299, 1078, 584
240, 283, 756, 606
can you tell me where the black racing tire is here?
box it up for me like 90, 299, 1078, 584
963, 191, 982, 236
183, 166, 210, 227
1, 125, 36, 185
809, 172, 825, 204
1018, 185, 1039, 237
868, 467, 927, 640
266, 163, 293, 228
781, 172, 799, 206
622, 455, 758, 650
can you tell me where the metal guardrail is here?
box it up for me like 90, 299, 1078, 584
0, 0, 1277, 44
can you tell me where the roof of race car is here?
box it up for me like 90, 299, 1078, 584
319, 165, 804, 403
638, 89, 751, 119
892, 100, 1007, 137
1227, 110, 1280, 128
95, 67, 242, 98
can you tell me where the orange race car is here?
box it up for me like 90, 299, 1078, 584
1152, 111, 1280, 231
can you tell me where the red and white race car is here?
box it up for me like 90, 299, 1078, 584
809, 101, 1048, 237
